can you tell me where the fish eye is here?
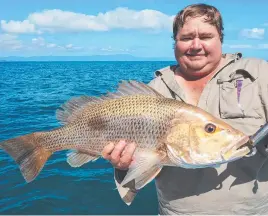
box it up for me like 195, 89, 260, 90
205, 123, 216, 133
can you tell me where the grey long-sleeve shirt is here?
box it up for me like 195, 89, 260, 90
116, 53, 268, 215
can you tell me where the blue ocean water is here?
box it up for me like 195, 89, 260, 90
0, 61, 175, 215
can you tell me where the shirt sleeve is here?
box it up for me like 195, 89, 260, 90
258, 60, 268, 121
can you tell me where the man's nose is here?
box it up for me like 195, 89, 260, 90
190, 38, 202, 50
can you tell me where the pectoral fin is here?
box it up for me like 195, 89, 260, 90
134, 165, 162, 190
120, 150, 165, 189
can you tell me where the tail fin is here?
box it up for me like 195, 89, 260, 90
0, 132, 52, 183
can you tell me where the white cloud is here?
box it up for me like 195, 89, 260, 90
31, 38, 81, 51
0, 34, 83, 52
229, 44, 253, 49
100, 46, 114, 52
46, 43, 57, 48
240, 28, 265, 39
0, 34, 23, 50
28, 9, 108, 32
65, 44, 73, 49
1, 8, 174, 34
97, 8, 173, 30
100, 45, 132, 53
257, 44, 268, 49
64, 43, 82, 50
1, 20, 37, 34
223, 43, 268, 50
32, 37, 45, 46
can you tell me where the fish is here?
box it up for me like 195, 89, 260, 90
0, 80, 251, 205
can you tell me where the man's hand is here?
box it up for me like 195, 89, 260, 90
102, 140, 136, 170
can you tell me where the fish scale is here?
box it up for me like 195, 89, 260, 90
46, 95, 177, 152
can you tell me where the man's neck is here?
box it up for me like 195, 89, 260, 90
174, 57, 226, 106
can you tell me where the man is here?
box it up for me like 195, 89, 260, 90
102, 3, 268, 215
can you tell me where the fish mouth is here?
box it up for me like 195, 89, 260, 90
167, 136, 254, 168
221, 136, 252, 161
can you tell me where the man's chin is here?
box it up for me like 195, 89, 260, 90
185, 57, 207, 66
188, 63, 207, 71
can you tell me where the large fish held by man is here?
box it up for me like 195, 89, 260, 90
0, 81, 252, 204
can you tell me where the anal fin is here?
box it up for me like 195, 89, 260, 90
115, 178, 137, 206
115, 166, 162, 206
67, 151, 99, 167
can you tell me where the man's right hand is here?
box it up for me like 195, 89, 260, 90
102, 140, 136, 170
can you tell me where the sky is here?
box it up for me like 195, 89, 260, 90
1, 0, 268, 59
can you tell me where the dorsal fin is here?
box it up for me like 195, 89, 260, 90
56, 80, 164, 125
101, 80, 164, 100
56, 96, 102, 125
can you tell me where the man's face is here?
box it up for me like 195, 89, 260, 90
174, 16, 222, 77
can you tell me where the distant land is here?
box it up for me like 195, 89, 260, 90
0, 54, 176, 62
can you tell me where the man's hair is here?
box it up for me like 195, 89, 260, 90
173, 4, 224, 43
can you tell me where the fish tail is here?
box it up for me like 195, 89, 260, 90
0, 132, 52, 183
